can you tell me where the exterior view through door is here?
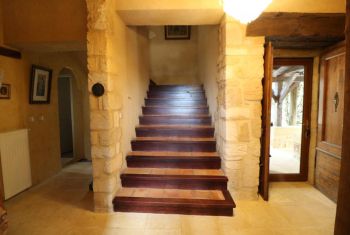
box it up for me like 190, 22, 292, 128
269, 58, 312, 181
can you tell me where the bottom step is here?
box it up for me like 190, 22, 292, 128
113, 188, 235, 216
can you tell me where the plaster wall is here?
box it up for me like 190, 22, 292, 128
274, 49, 322, 185
115, 0, 345, 12
0, 51, 89, 188
197, 25, 219, 121
149, 26, 199, 85
115, 0, 345, 26
0, 0, 3, 45
121, 27, 150, 159
2, 0, 86, 48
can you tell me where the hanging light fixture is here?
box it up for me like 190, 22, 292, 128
223, 0, 272, 24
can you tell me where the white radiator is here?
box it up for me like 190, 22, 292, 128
0, 129, 32, 200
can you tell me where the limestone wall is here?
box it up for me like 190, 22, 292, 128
217, 15, 264, 199
87, 0, 150, 212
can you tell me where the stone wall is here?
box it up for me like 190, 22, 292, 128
217, 15, 264, 199
87, 0, 123, 212
87, 0, 150, 212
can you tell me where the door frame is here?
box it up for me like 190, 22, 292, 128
267, 58, 313, 182
259, 42, 273, 200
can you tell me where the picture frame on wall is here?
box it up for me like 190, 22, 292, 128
164, 26, 191, 40
0, 84, 11, 99
29, 65, 52, 104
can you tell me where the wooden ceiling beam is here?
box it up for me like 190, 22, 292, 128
269, 40, 344, 50
247, 13, 345, 38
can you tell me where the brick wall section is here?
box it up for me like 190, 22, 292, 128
87, 0, 122, 212
217, 15, 264, 200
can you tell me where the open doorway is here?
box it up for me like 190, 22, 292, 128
58, 69, 74, 166
269, 58, 313, 181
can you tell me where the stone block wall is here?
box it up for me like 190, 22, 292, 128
217, 15, 264, 199
87, 0, 123, 212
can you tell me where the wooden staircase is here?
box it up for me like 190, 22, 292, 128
113, 84, 235, 216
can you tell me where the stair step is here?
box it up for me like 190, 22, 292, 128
147, 91, 205, 98
145, 99, 207, 106
142, 106, 209, 115
113, 188, 235, 216
149, 85, 203, 92
114, 83, 235, 217
128, 151, 220, 157
127, 151, 221, 169
147, 92, 205, 99
131, 137, 216, 152
121, 168, 227, 190
136, 125, 214, 137
139, 115, 212, 125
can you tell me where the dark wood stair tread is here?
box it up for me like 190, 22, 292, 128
126, 151, 221, 169
115, 83, 235, 216
141, 114, 211, 118
144, 105, 209, 108
116, 188, 225, 200
134, 137, 215, 142
113, 189, 235, 216
121, 170, 228, 190
149, 85, 203, 90
128, 151, 219, 157
122, 168, 224, 176
148, 90, 205, 94
136, 125, 214, 129
145, 98, 207, 102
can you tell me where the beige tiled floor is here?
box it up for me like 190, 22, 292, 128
5, 163, 336, 235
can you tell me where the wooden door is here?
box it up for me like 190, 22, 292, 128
335, 1, 350, 233
259, 42, 273, 201
269, 58, 313, 182
315, 42, 345, 202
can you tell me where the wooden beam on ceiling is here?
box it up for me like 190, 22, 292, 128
267, 37, 344, 50
273, 65, 303, 78
278, 74, 301, 103
0, 46, 21, 59
247, 13, 345, 38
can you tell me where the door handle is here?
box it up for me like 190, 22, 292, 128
333, 92, 339, 112
303, 120, 310, 138
305, 128, 311, 138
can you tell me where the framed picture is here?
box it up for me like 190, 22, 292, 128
164, 26, 191, 40
0, 84, 11, 99
30, 65, 52, 104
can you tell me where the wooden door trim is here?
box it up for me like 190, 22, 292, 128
259, 42, 273, 200
269, 57, 313, 182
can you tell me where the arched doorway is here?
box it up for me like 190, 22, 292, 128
58, 68, 75, 166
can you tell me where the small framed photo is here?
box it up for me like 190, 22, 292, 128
165, 26, 191, 40
29, 65, 52, 104
0, 84, 11, 99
